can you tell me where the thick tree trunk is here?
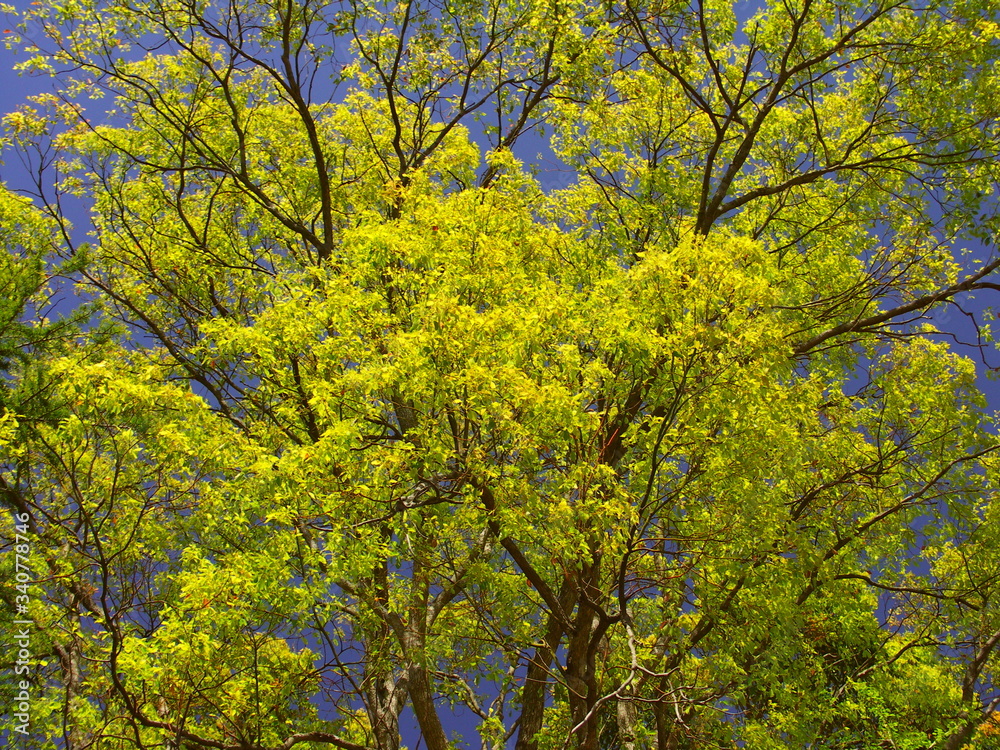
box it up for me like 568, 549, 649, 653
402, 542, 450, 750
365, 672, 406, 750
55, 639, 83, 750
616, 695, 639, 750
364, 548, 406, 750
406, 659, 450, 750
564, 557, 604, 750
515, 583, 579, 750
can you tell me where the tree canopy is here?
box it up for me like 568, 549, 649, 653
3, 0, 1000, 748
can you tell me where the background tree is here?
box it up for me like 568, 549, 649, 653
0, 182, 89, 746
3, 0, 1000, 748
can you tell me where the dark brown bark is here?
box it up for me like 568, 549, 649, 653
515, 583, 580, 750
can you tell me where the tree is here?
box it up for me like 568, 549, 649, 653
3, 0, 1000, 748
0, 181, 88, 744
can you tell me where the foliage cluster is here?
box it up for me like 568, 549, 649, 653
3, 0, 1000, 748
